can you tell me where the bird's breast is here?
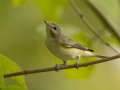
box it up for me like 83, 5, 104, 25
45, 38, 82, 60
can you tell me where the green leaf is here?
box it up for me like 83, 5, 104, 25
11, 0, 26, 7
0, 54, 27, 90
34, 0, 68, 21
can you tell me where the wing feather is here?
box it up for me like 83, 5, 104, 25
58, 35, 94, 52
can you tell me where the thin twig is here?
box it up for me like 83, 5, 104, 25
88, 1, 120, 42
69, 0, 119, 53
4, 54, 120, 78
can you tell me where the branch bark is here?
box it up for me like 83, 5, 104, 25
4, 54, 120, 78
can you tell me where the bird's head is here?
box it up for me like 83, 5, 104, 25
44, 20, 61, 38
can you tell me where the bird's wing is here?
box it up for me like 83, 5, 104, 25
58, 35, 94, 52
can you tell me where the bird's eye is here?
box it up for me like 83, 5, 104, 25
53, 26, 57, 30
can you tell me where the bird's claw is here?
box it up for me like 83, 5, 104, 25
75, 63, 79, 69
55, 63, 67, 72
55, 64, 60, 71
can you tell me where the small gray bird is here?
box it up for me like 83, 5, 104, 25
44, 20, 106, 66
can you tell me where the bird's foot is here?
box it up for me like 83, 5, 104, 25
55, 64, 60, 71
55, 64, 66, 72
75, 63, 79, 69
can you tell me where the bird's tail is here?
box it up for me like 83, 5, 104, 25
93, 54, 108, 58
82, 51, 108, 58
87, 48, 94, 52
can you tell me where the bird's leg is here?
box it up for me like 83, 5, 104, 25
55, 60, 67, 71
55, 64, 60, 71
63, 60, 67, 66
75, 56, 80, 69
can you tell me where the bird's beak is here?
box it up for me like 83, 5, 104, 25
44, 20, 51, 28
44, 20, 48, 25
44, 20, 53, 31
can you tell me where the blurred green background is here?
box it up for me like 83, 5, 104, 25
0, 0, 120, 90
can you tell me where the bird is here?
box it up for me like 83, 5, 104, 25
44, 20, 107, 67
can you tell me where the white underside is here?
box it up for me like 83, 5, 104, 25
46, 38, 93, 62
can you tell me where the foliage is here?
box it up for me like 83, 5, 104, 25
0, 54, 27, 90
0, 0, 119, 90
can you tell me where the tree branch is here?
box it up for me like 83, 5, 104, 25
88, 1, 120, 42
4, 54, 120, 78
69, 0, 119, 53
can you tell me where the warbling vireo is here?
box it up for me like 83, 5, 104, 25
44, 20, 106, 66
